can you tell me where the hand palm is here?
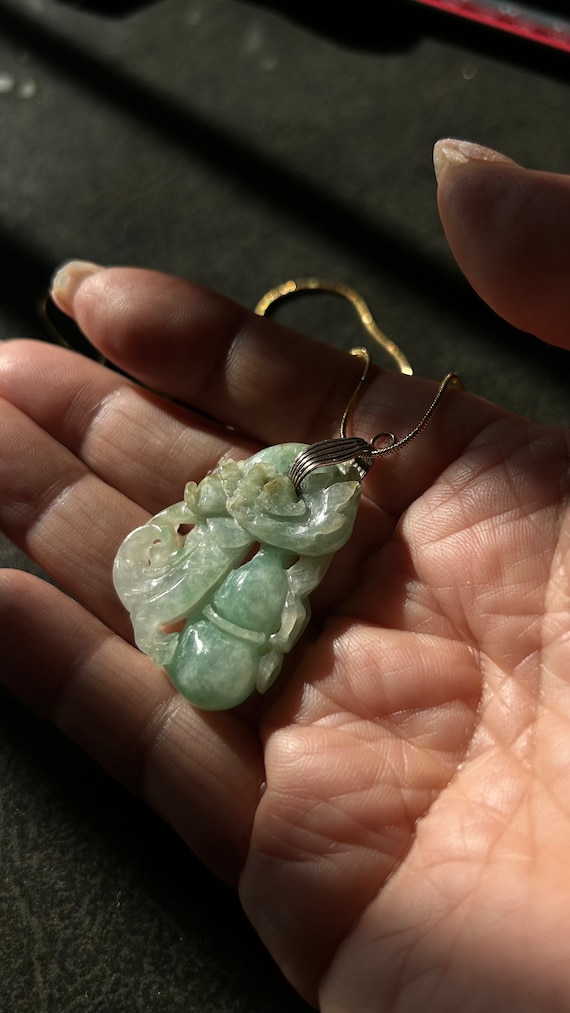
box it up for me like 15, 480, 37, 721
3, 142, 570, 1012
248, 407, 570, 1010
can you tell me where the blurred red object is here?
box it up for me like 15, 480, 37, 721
406, 0, 570, 53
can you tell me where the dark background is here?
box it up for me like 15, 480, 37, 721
1, 1, 569, 1010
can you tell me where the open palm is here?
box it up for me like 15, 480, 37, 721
1, 144, 569, 1012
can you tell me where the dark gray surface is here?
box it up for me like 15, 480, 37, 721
1, 2, 569, 1011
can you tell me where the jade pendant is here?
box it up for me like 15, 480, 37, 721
113, 443, 361, 710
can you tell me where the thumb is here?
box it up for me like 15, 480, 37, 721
434, 139, 570, 351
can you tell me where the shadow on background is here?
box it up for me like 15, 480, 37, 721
52, 0, 159, 14
54, 0, 570, 81
1, 687, 313, 1011
0, 227, 56, 340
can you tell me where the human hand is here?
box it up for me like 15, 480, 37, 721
0, 139, 569, 1011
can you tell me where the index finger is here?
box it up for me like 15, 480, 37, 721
52, 264, 362, 448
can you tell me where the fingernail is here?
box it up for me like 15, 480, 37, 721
50, 259, 103, 315
433, 139, 515, 182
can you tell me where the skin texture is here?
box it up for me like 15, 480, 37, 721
0, 145, 569, 1011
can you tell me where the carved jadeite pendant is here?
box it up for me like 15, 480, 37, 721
113, 443, 361, 710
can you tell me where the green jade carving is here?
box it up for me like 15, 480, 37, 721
113, 443, 361, 710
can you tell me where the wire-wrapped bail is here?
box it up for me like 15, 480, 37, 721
288, 436, 376, 494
